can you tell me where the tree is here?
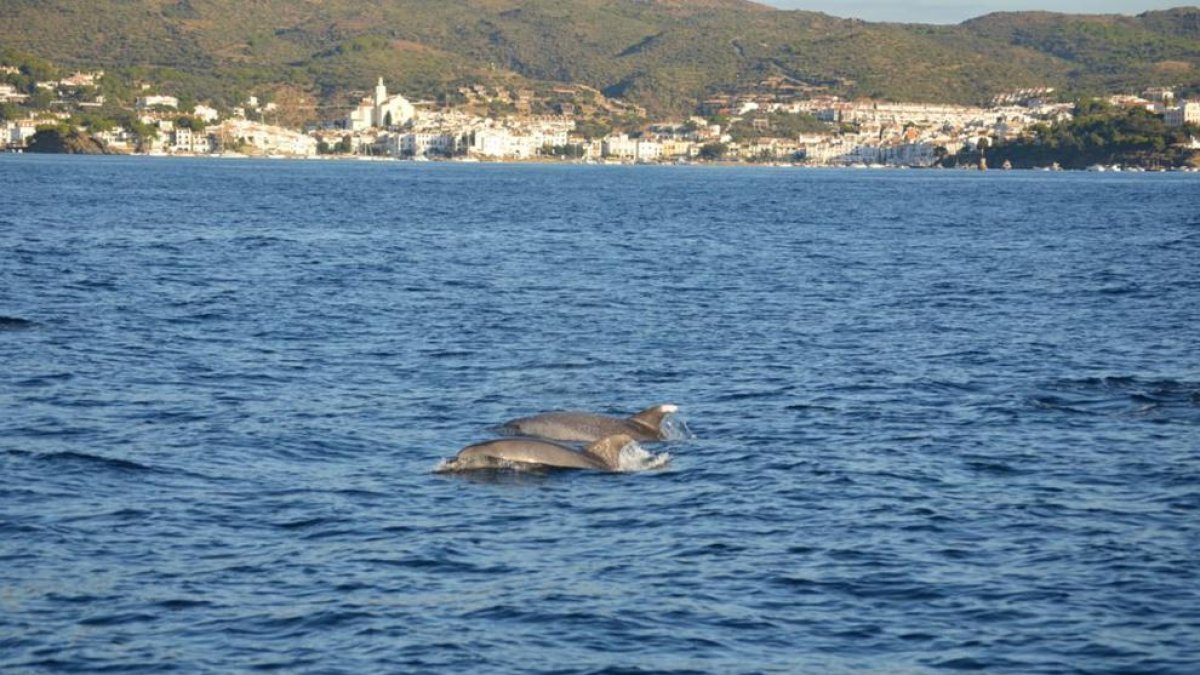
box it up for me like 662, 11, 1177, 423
176, 116, 206, 131
545, 143, 584, 158
71, 113, 116, 133
0, 102, 20, 121
698, 142, 727, 160
130, 120, 159, 142
28, 89, 53, 109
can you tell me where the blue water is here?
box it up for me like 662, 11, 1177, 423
2, 155, 1199, 674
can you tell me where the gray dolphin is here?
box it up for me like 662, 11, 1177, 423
437, 434, 635, 472
499, 404, 680, 442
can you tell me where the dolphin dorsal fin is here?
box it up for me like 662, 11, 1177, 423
629, 404, 678, 435
585, 434, 634, 470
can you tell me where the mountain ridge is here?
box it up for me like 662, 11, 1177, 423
1, 1, 1197, 116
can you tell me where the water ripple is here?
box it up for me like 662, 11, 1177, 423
2, 157, 1198, 674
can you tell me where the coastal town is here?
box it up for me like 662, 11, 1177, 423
3, 65, 1199, 168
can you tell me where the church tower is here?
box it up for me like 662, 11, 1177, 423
374, 77, 387, 107
373, 77, 387, 127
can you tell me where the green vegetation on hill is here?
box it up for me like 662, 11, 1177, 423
960, 11, 1200, 96
1, 2, 1198, 118
25, 125, 112, 154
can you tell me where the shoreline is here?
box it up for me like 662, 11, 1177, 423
5, 151, 1199, 173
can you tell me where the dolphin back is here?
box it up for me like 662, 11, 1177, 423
628, 404, 679, 438
500, 411, 640, 442
448, 438, 607, 471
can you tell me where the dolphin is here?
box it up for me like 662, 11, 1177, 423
437, 434, 638, 473
498, 404, 681, 442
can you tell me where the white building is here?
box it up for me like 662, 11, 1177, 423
92, 127, 138, 152
530, 127, 569, 149
814, 101, 990, 128
212, 119, 317, 156
136, 95, 179, 110
170, 127, 212, 154
602, 134, 638, 159
60, 71, 104, 87
390, 131, 458, 157
0, 84, 28, 103
737, 101, 761, 115
600, 135, 663, 161
800, 137, 854, 165
1164, 101, 1200, 127
347, 105, 373, 132
635, 140, 663, 162
5, 120, 39, 146
193, 105, 220, 123
347, 78, 415, 131
470, 128, 540, 159
878, 141, 938, 166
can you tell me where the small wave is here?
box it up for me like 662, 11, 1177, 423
77, 612, 158, 627
65, 278, 119, 291
231, 235, 290, 248
36, 450, 156, 473
167, 311, 228, 324
1030, 376, 1200, 422
273, 517, 338, 531
156, 598, 214, 611
41, 593, 120, 608
0, 315, 36, 330
715, 390, 785, 402
1095, 284, 1145, 296
964, 459, 1029, 476
14, 372, 74, 387
930, 656, 990, 670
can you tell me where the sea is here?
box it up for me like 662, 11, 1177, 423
2, 154, 1198, 674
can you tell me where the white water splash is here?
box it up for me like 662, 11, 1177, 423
659, 414, 694, 441
616, 441, 672, 472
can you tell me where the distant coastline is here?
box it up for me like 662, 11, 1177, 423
7, 149, 1199, 173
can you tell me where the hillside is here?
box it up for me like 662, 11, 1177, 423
961, 10, 1200, 94
1, 1, 1198, 117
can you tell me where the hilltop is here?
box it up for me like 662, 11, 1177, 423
1, 1, 1198, 116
